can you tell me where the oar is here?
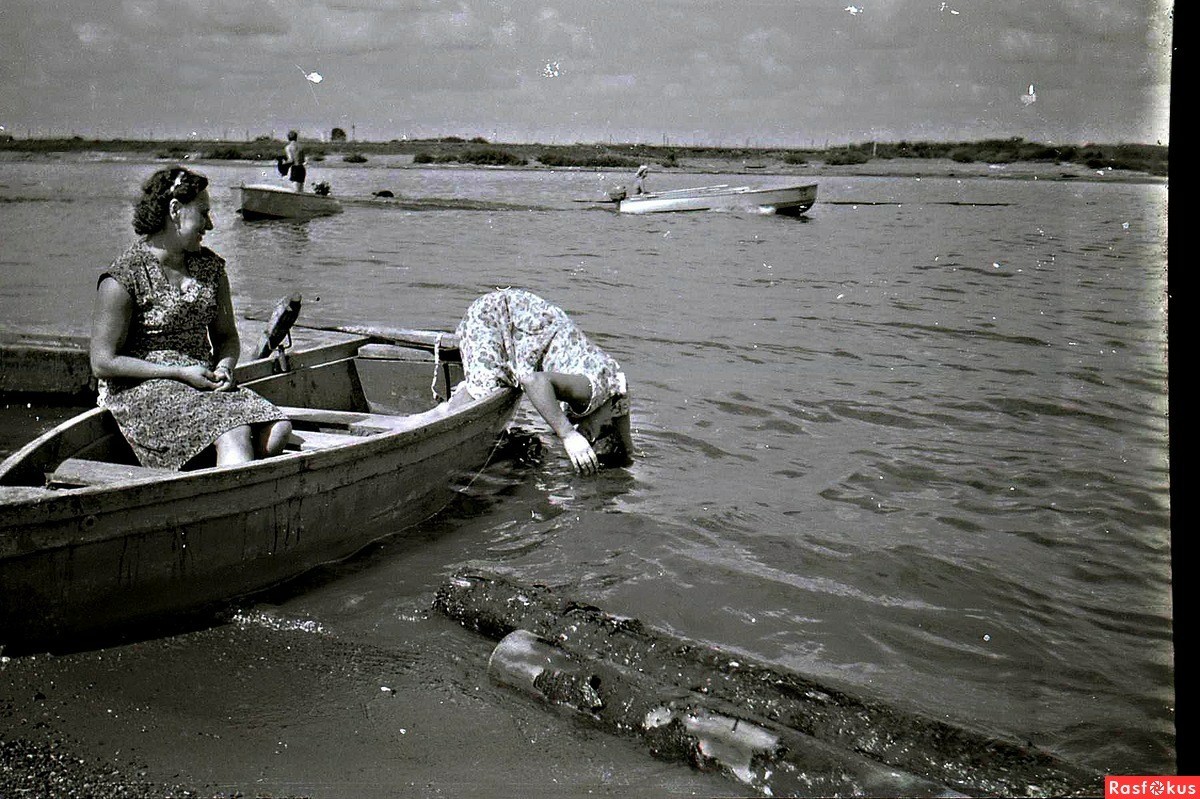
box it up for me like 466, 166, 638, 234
303, 322, 460, 353
244, 310, 460, 355
254, 293, 303, 358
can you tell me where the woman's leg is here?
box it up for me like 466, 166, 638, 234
256, 419, 294, 458
214, 425, 256, 466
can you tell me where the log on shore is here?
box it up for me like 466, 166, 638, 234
486, 628, 962, 797
434, 571, 1100, 798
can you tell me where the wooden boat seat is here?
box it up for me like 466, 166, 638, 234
286, 429, 367, 451
45, 430, 373, 485
38, 407, 415, 485
48, 458, 172, 487
277, 406, 413, 435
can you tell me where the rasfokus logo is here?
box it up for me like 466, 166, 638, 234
1106, 777, 1200, 797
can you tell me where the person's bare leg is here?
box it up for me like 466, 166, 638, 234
257, 419, 294, 458
214, 425, 255, 466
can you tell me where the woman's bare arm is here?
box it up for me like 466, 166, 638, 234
90, 277, 219, 389
207, 271, 240, 389
519, 371, 599, 474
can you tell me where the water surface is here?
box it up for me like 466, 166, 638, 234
0, 158, 1172, 778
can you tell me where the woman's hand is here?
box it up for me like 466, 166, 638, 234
212, 365, 237, 392
561, 429, 599, 475
176, 364, 222, 390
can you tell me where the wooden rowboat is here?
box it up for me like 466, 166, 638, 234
0, 333, 519, 647
617, 183, 817, 216
236, 183, 344, 220
0, 329, 92, 399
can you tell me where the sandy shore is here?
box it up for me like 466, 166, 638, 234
2, 592, 746, 799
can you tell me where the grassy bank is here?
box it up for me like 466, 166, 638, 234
0, 135, 1168, 177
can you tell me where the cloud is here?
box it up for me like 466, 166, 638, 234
0, 0, 1170, 145
73, 22, 122, 50
533, 7, 595, 55
995, 27, 1065, 63
411, 4, 495, 51
120, 0, 289, 37
319, 0, 434, 10
740, 27, 796, 80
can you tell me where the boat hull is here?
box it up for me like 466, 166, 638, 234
0, 330, 92, 398
237, 183, 344, 220
619, 183, 817, 216
0, 338, 518, 646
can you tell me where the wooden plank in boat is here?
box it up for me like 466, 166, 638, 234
48, 427, 369, 485
278, 405, 401, 429
48, 458, 171, 487
287, 429, 369, 450
357, 343, 441, 361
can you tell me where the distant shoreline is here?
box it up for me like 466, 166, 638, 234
0, 136, 1169, 184
0, 149, 1167, 188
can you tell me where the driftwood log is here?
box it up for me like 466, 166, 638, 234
435, 571, 1099, 797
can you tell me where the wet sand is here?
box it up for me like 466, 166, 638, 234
2, 596, 741, 798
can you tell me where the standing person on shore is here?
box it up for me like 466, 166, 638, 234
282, 130, 307, 191
439, 288, 633, 475
90, 166, 292, 469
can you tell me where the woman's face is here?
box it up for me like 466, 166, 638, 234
174, 189, 214, 251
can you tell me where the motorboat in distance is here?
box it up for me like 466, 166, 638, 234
615, 183, 817, 216
237, 183, 344, 220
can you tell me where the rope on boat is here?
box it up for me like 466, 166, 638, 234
431, 333, 444, 402
458, 426, 509, 493
429, 324, 509, 491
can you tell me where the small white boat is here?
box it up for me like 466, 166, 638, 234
237, 183, 344, 220
617, 183, 817, 216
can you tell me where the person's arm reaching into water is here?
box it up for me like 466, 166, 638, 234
518, 371, 599, 475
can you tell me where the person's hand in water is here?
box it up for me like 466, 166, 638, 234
561, 429, 599, 475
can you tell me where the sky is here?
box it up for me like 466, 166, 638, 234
0, 0, 1173, 147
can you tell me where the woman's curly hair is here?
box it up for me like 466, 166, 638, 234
131, 167, 209, 235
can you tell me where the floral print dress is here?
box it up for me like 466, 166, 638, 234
454, 288, 625, 417
97, 240, 287, 469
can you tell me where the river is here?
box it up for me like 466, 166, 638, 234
0, 156, 1173, 789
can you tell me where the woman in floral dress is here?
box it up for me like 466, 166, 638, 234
442, 288, 633, 475
90, 167, 292, 469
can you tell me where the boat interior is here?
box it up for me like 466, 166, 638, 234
0, 338, 464, 491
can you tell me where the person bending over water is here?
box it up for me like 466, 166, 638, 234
90, 166, 292, 469
440, 288, 634, 475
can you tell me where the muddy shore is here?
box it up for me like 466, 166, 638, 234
2, 584, 745, 799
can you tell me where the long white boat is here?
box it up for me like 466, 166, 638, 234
237, 183, 344, 220
617, 183, 817, 216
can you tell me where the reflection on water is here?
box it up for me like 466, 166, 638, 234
0, 158, 1172, 775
